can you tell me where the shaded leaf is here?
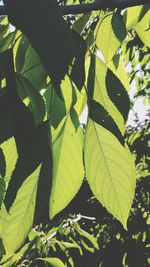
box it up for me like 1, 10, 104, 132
4, 0, 74, 94
14, 34, 29, 73
71, 31, 87, 90
16, 74, 46, 126
4, 122, 49, 210
20, 44, 47, 90
72, 13, 91, 34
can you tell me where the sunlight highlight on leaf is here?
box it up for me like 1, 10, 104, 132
2, 164, 41, 258
50, 114, 84, 219
84, 119, 136, 228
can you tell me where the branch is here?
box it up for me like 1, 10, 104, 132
60, 0, 150, 15
0, 0, 150, 16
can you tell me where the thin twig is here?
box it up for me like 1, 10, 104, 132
46, 214, 96, 242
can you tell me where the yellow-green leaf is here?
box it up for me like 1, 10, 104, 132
96, 13, 126, 62
136, 8, 150, 48
125, 6, 142, 29
0, 137, 18, 183
88, 56, 125, 134
2, 164, 41, 258
50, 115, 84, 219
108, 54, 130, 91
37, 257, 65, 267
84, 119, 136, 228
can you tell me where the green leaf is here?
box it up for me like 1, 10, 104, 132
136, 7, 150, 47
2, 164, 42, 258
51, 76, 73, 129
0, 137, 18, 183
89, 100, 124, 145
4, 0, 74, 94
125, 5, 150, 47
14, 34, 29, 73
0, 178, 5, 208
96, 13, 126, 62
76, 225, 99, 250
108, 54, 130, 91
87, 55, 125, 134
16, 74, 46, 126
70, 31, 87, 90
72, 13, 91, 34
124, 6, 142, 29
20, 45, 47, 90
74, 87, 87, 117
0, 32, 16, 54
1, 242, 30, 267
36, 257, 65, 267
49, 114, 84, 219
84, 119, 136, 228
106, 69, 130, 122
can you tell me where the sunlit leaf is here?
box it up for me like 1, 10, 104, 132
106, 69, 130, 122
2, 164, 41, 258
96, 13, 126, 62
108, 54, 130, 91
0, 178, 5, 208
36, 257, 65, 267
125, 6, 142, 28
87, 55, 125, 134
49, 113, 84, 219
0, 137, 18, 183
84, 119, 136, 228
136, 7, 150, 47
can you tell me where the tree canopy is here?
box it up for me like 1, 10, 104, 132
0, 0, 149, 266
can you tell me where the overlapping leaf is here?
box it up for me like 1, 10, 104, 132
16, 74, 46, 126
4, 0, 74, 94
96, 13, 126, 62
2, 164, 41, 258
136, 6, 150, 47
87, 55, 125, 134
108, 54, 130, 91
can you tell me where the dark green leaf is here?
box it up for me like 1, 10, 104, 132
15, 35, 29, 73
71, 31, 87, 90
4, 0, 74, 94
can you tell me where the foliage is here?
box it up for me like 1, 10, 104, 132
0, 0, 149, 266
